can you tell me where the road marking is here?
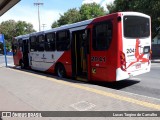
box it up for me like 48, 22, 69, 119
9, 68, 160, 110
70, 101, 96, 111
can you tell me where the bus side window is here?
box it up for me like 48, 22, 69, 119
30, 36, 37, 52
18, 39, 23, 51
56, 30, 70, 51
92, 21, 113, 51
37, 34, 45, 51
45, 32, 55, 51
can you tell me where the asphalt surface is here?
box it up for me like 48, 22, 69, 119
92, 63, 160, 100
123, 63, 160, 99
0, 55, 14, 67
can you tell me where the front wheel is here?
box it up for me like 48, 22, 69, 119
56, 64, 66, 78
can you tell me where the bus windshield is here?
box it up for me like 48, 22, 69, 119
123, 16, 150, 38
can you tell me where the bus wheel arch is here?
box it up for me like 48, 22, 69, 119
55, 62, 66, 78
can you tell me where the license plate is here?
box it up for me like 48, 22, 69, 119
136, 63, 141, 69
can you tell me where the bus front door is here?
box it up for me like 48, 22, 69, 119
72, 30, 89, 81
22, 40, 29, 68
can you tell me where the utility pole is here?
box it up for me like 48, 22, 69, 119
42, 24, 46, 31
34, 0, 43, 32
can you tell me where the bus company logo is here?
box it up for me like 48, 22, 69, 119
2, 112, 11, 117
92, 68, 96, 74
1, 112, 42, 118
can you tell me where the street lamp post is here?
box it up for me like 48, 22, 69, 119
34, 1, 43, 32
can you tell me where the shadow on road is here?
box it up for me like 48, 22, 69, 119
91, 79, 140, 90
8, 66, 140, 90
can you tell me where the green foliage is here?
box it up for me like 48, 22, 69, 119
59, 8, 81, 25
16, 21, 35, 35
79, 3, 106, 21
0, 20, 16, 41
51, 21, 59, 28
107, 0, 160, 38
0, 20, 35, 51
51, 3, 106, 28
52, 8, 81, 28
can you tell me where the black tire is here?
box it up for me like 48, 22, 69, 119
56, 64, 66, 78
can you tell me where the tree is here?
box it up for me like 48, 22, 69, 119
51, 21, 59, 28
0, 20, 35, 51
79, 2, 106, 21
52, 8, 81, 28
0, 20, 16, 42
107, 0, 160, 38
58, 8, 81, 26
51, 3, 106, 28
16, 21, 35, 35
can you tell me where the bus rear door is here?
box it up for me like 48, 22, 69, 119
22, 39, 29, 68
71, 29, 90, 81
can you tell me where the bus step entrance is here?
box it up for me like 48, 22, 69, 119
76, 76, 88, 82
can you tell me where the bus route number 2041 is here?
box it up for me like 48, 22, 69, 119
91, 56, 106, 62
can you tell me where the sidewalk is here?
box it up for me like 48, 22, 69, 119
0, 67, 160, 111
0, 66, 160, 119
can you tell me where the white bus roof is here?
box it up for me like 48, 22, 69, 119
15, 34, 29, 40
44, 18, 93, 34
15, 12, 150, 38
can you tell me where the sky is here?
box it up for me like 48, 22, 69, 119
0, 0, 114, 32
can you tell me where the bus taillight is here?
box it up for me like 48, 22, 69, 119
120, 52, 126, 71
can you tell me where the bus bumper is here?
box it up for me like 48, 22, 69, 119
116, 64, 151, 81
116, 68, 129, 81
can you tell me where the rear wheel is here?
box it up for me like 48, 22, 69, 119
56, 64, 66, 78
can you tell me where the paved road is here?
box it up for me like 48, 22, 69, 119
123, 63, 160, 99
0, 55, 160, 100
0, 55, 14, 67
91, 62, 160, 100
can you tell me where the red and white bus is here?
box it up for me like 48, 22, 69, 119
12, 12, 151, 82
